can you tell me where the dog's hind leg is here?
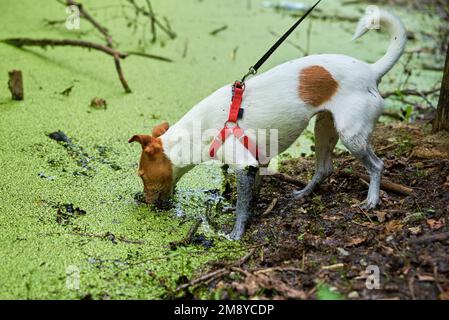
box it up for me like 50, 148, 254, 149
229, 166, 258, 240
293, 111, 338, 200
345, 143, 383, 210
332, 101, 384, 210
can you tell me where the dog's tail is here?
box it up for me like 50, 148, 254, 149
352, 9, 407, 80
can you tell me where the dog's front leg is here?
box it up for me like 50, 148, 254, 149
229, 166, 258, 240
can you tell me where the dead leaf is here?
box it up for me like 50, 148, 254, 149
411, 146, 446, 159
375, 211, 387, 223
380, 245, 395, 255
385, 220, 404, 234
232, 272, 307, 299
345, 237, 367, 247
408, 226, 421, 235
418, 253, 433, 263
427, 218, 445, 230
90, 97, 107, 109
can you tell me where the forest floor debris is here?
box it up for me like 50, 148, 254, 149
184, 122, 449, 300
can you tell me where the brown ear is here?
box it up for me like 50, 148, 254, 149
128, 134, 162, 156
129, 134, 152, 145
152, 122, 169, 138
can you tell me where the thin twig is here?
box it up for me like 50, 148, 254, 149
175, 268, 229, 292
169, 219, 202, 249
43, 19, 66, 26
182, 38, 189, 58
357, 205, 374, 224
145, 0, 157, 42
236, 247, 257, 266
433, 265, 445, 294
253, 266, 305, 274
210, 25, 228, 36
66, 0, 109, 39
408, 276, 416, 300
127, 0, 176, 40
175, 247, 258, 292
66, 0, 131, 93
261, 198, 278, 217
125, 50, 172, 62
269, 30, 307, 55
272, 173, 307, 188
382, 87, 440, 99
306, 20, 312, 56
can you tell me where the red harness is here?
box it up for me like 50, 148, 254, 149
209, 81, 262, 162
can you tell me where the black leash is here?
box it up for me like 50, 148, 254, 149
240, 0, 322, 83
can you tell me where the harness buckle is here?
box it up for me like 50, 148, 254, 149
223, 120, 238, 128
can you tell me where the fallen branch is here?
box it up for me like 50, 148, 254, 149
66, 0, 131, 93
410, 232, 449, 244
175, 247, 257, 292
2, 37, 172, 90
261, 198, 278, 217
175, 269, 228, 292
125, 50, 172, 62
2, 38, 128, 58
126, 0, 176, 40
66, 0, 109, 39
236, 247, 257, 266
352, 171, 414, 196
272, 173, 307, 188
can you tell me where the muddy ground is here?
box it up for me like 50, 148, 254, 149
178, 122, 449, 300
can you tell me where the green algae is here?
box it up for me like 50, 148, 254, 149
0, 0, 443, 299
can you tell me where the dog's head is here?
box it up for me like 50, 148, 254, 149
129, 122, 173, 205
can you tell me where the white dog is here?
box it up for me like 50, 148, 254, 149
129, 9, 407, 240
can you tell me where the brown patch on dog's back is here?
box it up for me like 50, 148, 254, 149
299, 65, 338, 107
